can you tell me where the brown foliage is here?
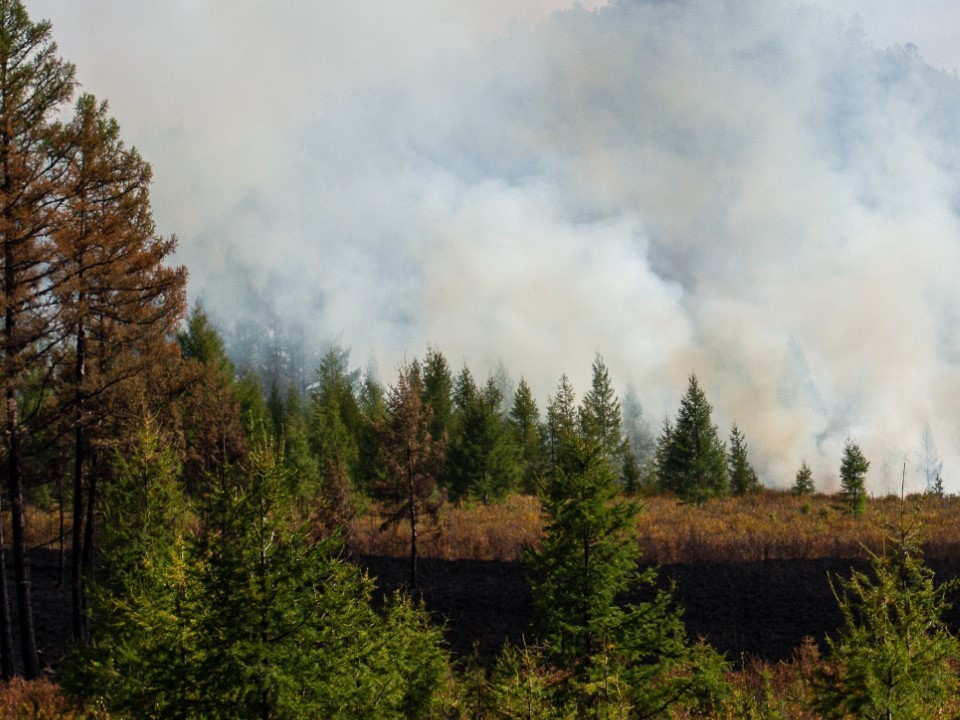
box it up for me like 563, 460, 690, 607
0, 679, 91, 719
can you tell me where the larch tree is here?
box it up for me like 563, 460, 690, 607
376, 361, 445, 588
54, 93, 186, 642
0, 0, 75, 677
177, 304, 248, 491
658, 375, 728, 503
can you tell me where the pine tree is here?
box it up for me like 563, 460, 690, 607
840, 440, 869, 515
792, 461, 816, 495
55, 93, 187, 644
658, 375, 728, 503
728, 424, 760, 496
69, 416, 201, 718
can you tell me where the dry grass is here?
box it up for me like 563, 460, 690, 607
349, 494, 542, 561
0, 678, 94, 719
349, 491, 960, 565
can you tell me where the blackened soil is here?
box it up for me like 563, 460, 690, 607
361, 555, 960, 664
18, 548, 960, 674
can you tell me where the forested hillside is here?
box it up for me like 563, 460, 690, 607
0, 2, 959, 718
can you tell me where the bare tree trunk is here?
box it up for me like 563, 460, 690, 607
56, 449, 64, 588
71, 422, 85, 642
408, 443, 417, 589
7, 392, 39, 677
0, 493, 14, 679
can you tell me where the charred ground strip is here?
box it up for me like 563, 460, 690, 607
360, 555, 960, 664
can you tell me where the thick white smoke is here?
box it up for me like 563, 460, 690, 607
30, 0, 960, 491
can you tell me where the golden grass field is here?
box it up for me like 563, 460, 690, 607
349, 491, 960, 565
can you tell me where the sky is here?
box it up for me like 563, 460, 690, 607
24, 0, 960, 491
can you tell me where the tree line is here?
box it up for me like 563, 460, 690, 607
0, 2, 958, 717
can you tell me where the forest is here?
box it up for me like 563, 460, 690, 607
0, 2, 958, 718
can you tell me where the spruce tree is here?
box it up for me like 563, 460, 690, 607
814, 535, 960, 718
579, 355, 625, 477
545, 374, 578, 474
78, 427, 453, 719
446, 374, 520, 502
308, 347, 361, 522
421, 345, 453, 446
792, 461, 815, 496
728, 424, 760, 496
658, 375, 728, 503
840, 440, 869, 515
508, 377, 544, 494
528, 437, 728, 716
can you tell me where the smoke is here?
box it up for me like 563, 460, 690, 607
29, 0, 960, 491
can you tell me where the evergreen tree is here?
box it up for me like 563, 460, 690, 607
814, 535, 960, 719
728, 424, 760, 496
658, 375, 728, 503
528, 437, 728, 716
508, 377, 544, 494
792, 461, 816, 496
446, 374, 520, 502
278, 385, 321, 507
545, 374, 578, 474
579, 355, 625, 478
355, 366, 387, 493
77, 427, 453, 719
421, 345, 453, 446
308, 347, 361, 523
840, 439, 869, 516
68, 416, 202, 717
